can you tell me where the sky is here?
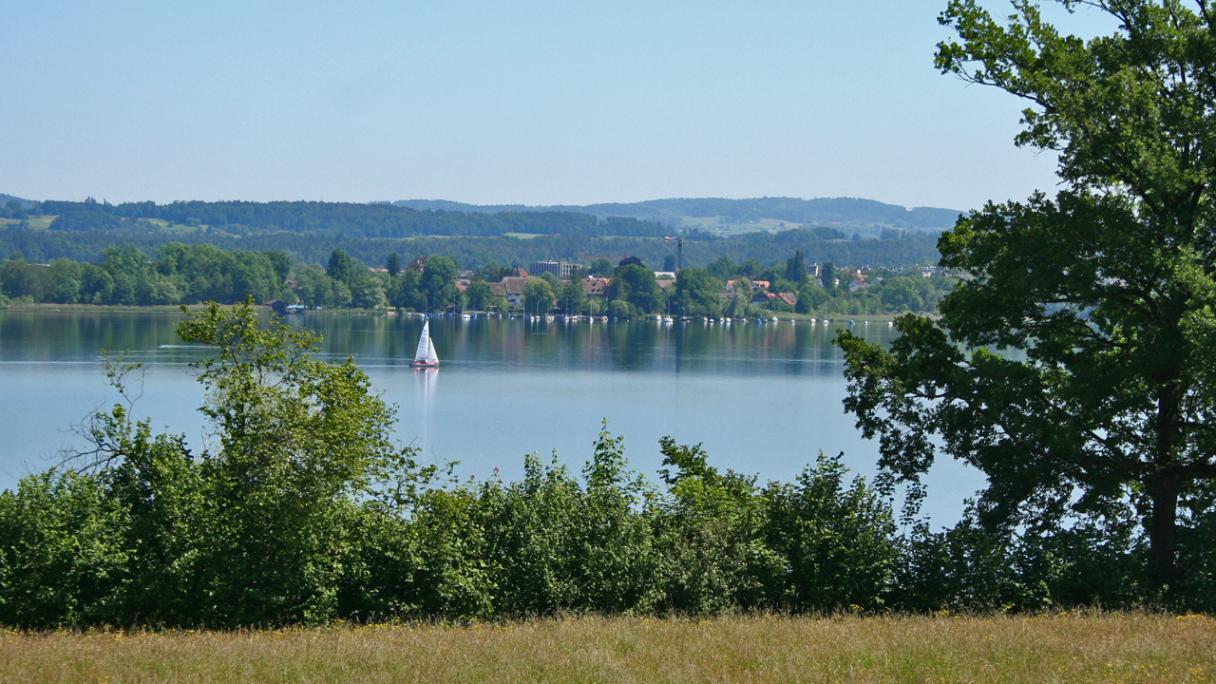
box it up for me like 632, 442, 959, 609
0, 1, 1115, 210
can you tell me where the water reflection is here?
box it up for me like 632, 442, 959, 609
0, 311, 899, 374
412, 367, 438, 454
0, 310, 899, 376
0, 310, 984, 524
300, 314, 897, 376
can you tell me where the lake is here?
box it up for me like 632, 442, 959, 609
0, 309, 981, 523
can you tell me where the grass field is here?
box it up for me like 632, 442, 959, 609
1, 614, 1211, 683
677, 215, 809, 236
24, 215, 54, 230
0, 215, 55, 230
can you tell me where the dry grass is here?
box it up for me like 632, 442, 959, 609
1, 613, 1213, 683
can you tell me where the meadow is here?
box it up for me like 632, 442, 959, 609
1, 613, 1212, 683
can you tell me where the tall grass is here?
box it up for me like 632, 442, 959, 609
2, 613, 1212, 683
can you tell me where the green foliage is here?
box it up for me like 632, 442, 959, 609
784, 249, 807, 284
840, 0, 1216, 600
388, 268, 422, 310
349, 274, 388, 309
294, 264, 351, 308
523, 277, 556, 315
0, 244, 467, 311
609, 263, 661, 314
40, 199, 669, 238
588, 258, 614, 277
0, 471, 128, 628
556, 278, 585, 315
652, 438, 779, 613
420, 256, 459, 311
819, 262, 835, 290
762, 453, 898, 612
795, 283, 830, 314
176, 301, 403, 624
607, 299, 634, 320
1, 223, 943, 278
670, 268, 723, 318
872, 275, 924, 312
325, 248, 358, 285
465, 280, 494, 311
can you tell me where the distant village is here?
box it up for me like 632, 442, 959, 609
343, 256, 947, 319
471, 260, 938, 311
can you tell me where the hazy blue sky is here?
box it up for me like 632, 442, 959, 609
0, 1, 1113, 209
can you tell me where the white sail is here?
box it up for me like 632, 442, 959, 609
425, 333, 438, 364
413, 321, 439, 365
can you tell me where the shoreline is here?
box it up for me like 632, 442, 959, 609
1, 302, 926, 322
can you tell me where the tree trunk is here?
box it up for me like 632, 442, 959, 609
1146, 472, 1179, 597
1148, 368, 1184, 598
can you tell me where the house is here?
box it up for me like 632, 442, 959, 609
753, 291, 798, 308
581, 276, 611, 298
490, 276, 529, 309
726, 279, 771, 293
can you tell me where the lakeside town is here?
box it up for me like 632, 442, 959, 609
1, 243, 949, 319
270, 254, 950, 320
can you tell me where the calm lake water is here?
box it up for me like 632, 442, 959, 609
0, 309, 981, 523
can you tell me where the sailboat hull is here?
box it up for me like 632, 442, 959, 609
410, 360, 439, 369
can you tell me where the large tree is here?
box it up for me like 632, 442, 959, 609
609, 263, 661, 314
557, 278, 586, 315
523, 276, 556, 315
671, 268, 723, 318
838, 0, 1216, 597
419, 255, 459, 311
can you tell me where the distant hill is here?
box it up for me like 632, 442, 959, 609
0, 194, 949, 269
393, 197, 963, 234
0, 193, 35, 209
18, 199, 670, 239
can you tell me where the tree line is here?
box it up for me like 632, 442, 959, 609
0, 244, 462, 311
0, 222, 943, 273
0, 302, 1204, 630
14, 198, 669, 239
0, 241, 952, 318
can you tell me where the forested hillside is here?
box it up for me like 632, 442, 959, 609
0, 193, 34, 210
0, 225, 940, 270
395, 196, 962, 233
0, 196, 947, 269
26, 199, 667, 238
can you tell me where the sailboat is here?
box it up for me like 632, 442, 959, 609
410, 320, 440, 369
